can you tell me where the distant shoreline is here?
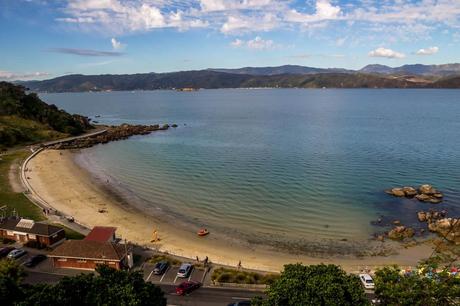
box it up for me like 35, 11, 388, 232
25, 148, 436, 272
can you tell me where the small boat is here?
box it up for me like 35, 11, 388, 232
197, 228, 209, 237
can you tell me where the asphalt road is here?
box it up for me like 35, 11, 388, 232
159, 284, 261, 306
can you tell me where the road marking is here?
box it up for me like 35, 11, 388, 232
146, 270, 154, 282
160, 267, 170, 282
173, 275, 178, 284
188, 268, 193, 281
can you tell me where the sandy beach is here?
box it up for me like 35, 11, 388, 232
26, 149, 435, 272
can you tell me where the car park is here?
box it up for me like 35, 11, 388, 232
0, 247, 15, 258
24, 254, 47, 268
175, 281, 201, 295
153, 261, 169, 275
359, 273, 375, 289
177, 263, 193, 278
7, 248, 27, 259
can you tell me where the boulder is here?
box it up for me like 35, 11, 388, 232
402, 186, 417, 197
417, 211, 427, 222
419, 184, 437, 195
388, 226, 415, 240
390, 188, 406, 197
415, 194, 431, 202
427, 218, 460, 244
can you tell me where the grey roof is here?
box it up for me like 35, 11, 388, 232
0, 218, 64, 236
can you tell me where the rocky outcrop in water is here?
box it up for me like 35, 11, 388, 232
417, 210, 446, 222
48, 124, 174, 150
385, 184, 443, 203
387, 226, 415, 240
427, 218, 460, 244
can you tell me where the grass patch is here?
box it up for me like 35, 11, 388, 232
211, 267, 279, 285
148, 254, 182, 267
0, 151, 45, 221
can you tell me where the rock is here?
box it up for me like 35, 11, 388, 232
433, 193, 444, 199
415, 194, 431, 202
388, 226, 415, 240
429, 198, 442, 204
417, 211, 427, 222
390, 188, 406, 197
403, 186, 417, 197
419, 184, 437, 195
393, 220, 401, 225
427, 218, 460, 243
172, 124, 178, 128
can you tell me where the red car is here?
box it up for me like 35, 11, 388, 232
175, 281, 201, 295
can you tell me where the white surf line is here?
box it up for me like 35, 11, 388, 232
160, 267, 170, 282
146, 270, 154, 282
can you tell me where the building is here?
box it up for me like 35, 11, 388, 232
84, 226, 117, 242
0, 218, 65, 247
48, 240, 128, 270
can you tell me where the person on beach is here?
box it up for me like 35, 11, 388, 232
237, 260, 242, 270
196, 256, 199, 263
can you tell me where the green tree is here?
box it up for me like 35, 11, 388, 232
0, 259, 26, 305
374, 265, 460, 306
254, 264, 369, 306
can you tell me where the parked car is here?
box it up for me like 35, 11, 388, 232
359, 273, 375, 289
24, 254, 47, 268
177, 263, 193, 278
7, 249, 27, 259
175, 281, 201, 295
0, 247, 15, 258
153, 261, 169, 275
228, 301, 251, 306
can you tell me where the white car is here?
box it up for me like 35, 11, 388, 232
177, 263, 193, 278
7, 249, 27, 259
359, 273, 375, 289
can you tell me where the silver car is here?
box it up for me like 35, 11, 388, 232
177, 263, 193, 278
7, 249, 27, 259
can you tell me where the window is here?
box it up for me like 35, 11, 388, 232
57, 258, 67, 262
77, 260, 87, 263
109, 262, 116, 265
95, 261, 105, 264
6, 231, 14, 236
28, 234, 36, 240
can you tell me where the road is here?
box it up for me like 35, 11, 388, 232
24, 271, 261, 306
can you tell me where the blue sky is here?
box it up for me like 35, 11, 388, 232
1, 0, 460, 80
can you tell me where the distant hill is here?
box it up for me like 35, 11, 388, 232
360, 63, 460, 76
0, 82, 92, 149
209, 65, 353, 75
21, 70, 460, 92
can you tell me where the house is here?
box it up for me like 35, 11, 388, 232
48, 240, 127, 270
84, 226, 117, 242
0, 218, 65, 247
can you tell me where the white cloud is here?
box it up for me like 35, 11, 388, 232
200, 0, 274, 12
368, 47, 405, 59
230, 36, 275, 50
0, 70, 50, 81
221, 13, 278, 34
416, 46, 439, 55
111, 38, 125, 50
285, 0, 341, 24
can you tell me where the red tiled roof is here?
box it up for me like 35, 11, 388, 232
84, 226, 117, 242
48, 240, 126, 261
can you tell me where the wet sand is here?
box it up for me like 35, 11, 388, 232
26, 149, 435, 272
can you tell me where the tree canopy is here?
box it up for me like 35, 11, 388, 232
374, 265, 460, 306
0, 259, 166, 306
254, 263, 369, 306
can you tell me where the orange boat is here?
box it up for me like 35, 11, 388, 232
197, 228, 209, 236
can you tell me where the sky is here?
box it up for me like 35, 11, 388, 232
1, 0, 460, 80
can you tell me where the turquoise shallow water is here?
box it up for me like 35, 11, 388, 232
41, 89, 460, 249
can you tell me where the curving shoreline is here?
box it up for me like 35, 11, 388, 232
22, 147, 437, 272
